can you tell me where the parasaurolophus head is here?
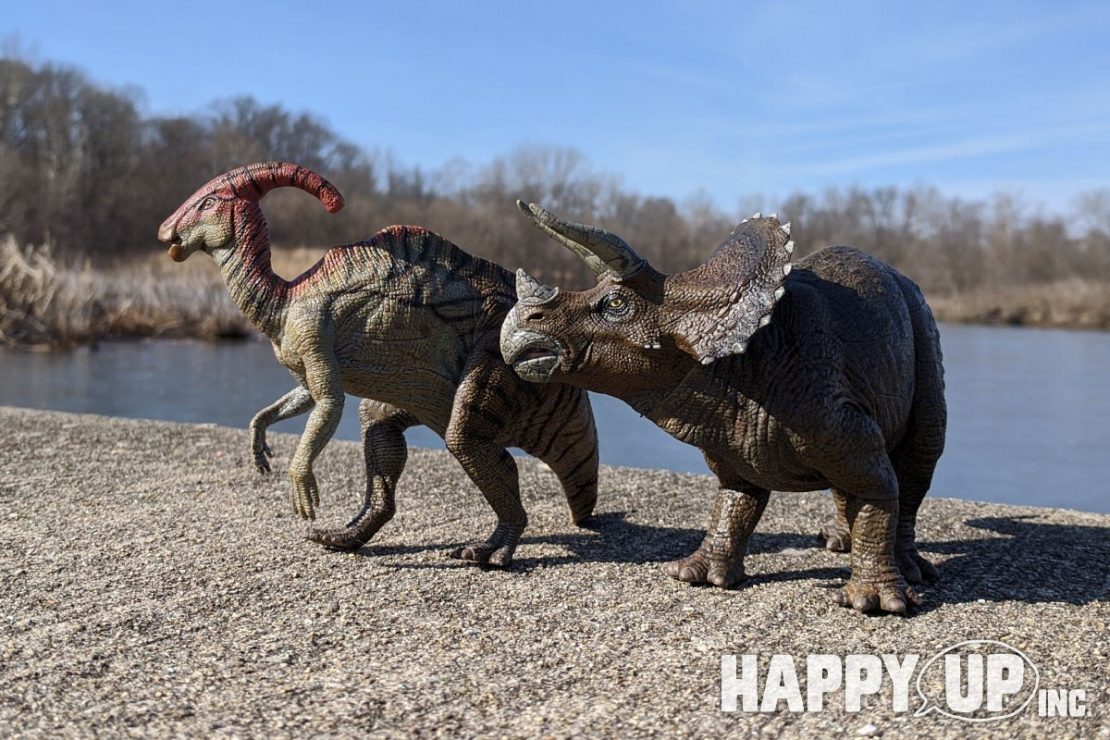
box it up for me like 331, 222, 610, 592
157, 162, 345, 261
499, 201, 795, 395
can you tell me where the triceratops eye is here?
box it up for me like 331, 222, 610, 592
600, 292, 633, 321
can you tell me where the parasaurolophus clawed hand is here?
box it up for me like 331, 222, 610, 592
289, 468, 321, 520
250, 430, 273, 474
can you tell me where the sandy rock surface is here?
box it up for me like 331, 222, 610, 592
1, 407, 1106, 737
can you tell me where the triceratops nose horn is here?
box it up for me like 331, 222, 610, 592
515, 268, 559, 306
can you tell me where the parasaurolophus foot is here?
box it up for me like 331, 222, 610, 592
448, 522, 524, 568
307, 526, 368, 552
251, 435, 274, 474
306, 509, 394, 552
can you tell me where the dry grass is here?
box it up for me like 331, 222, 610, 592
268, 246, 327, 279
4, 238, 1109, 347
929, 280, 1110, 330
0, 238, 250, 347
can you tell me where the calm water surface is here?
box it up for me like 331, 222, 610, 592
1, 324, 1107, 513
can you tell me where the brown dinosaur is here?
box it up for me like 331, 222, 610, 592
157, 163, 599, 566
500, 203, 946, 613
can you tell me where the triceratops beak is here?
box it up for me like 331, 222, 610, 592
515, 268, 559, 306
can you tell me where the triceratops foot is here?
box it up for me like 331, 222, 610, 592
664, 549, 746, 589
835, 574, 921, 615
895, 547, 939, 584
448, 522, 524, 568
818, 522, 852, 553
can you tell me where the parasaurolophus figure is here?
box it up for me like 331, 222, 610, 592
157, 163, 599, 567
500, 202, 946, 613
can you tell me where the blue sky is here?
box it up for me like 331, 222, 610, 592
5, 1, 1109, 214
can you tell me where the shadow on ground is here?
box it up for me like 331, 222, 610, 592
918, 515, 1110, 608
363, 510, 847, 584
354, 512, 1110, 611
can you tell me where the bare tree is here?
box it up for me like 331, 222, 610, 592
2, 53, 1108, 305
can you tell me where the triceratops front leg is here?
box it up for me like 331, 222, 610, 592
443, 357, 528, 567
308, 400, 416, 551
826, 430, 920, 614
665, 485, 770, 588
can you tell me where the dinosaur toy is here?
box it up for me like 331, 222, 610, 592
500, 203, 946, 613
158, 163, 599, 566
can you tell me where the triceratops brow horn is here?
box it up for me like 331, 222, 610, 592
516, 200, 647, 280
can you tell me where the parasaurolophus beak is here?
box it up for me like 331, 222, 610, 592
157, 219, 190, 262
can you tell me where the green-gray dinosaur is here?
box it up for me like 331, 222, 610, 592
500, 203, 946, 613
158, 163, 599, 566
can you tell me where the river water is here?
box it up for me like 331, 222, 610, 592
1, 324, 1107, 513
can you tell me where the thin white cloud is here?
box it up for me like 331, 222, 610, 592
770, 119, 1110, 178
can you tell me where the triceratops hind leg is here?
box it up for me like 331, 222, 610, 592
825, 424, 920, 614
890, 275, 947, 584
818, 488, 852, 553
889, 406, 945, 584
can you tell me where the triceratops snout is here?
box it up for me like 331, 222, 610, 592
500, 316, 564, 384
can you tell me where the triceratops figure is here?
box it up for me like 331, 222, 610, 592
500, 202, 946, 614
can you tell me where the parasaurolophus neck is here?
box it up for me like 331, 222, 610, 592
212, 204, 290, 341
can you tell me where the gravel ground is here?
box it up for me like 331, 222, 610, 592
1, 406, 1107, 738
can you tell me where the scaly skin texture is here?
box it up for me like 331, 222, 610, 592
158, 163, 599, 567
500, 204, 946, 614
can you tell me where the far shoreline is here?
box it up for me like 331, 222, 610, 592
5, 240, 1110, 348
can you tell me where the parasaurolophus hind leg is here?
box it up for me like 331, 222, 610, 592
307, 400, 416, 551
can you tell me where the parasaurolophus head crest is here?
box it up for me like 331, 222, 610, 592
157, 161, 345, 261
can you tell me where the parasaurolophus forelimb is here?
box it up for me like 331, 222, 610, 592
158, 162, 599, 567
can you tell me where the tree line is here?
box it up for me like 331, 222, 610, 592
2, 55, 1109, 295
